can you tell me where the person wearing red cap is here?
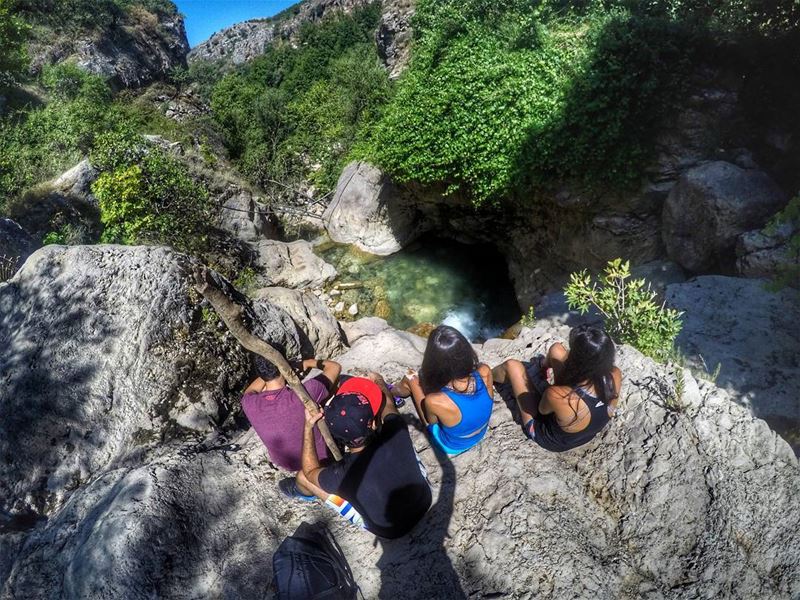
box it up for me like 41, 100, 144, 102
293, 373, 432, 539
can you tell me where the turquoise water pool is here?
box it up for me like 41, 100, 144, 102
318, 236, 521, 341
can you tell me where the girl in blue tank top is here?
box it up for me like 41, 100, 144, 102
393, 325, 495, 456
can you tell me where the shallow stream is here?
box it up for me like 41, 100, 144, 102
318, 236, 521, 342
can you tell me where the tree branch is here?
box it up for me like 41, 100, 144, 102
193, 265, 342, 461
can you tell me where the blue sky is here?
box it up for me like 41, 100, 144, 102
173, 0, 298, 47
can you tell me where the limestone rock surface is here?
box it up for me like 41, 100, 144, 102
0, 245, 301, 538
1, 250, 798, 599
255, 286, 347, 357
253, 239, 337, 289
662, 162, 787, 272
666, 276, 800, 449
215, 189, 278, 244
323, 161, 419, 255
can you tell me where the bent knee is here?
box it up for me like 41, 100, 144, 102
548, 343, 568, 362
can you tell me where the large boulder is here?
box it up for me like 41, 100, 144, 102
5, 160, 101, 244
255, 286, 347, 358
0, 245, 302, 535
2, 254, 798, 599
252, 239, 337, 289
662, 162, 787, 272
323, 161, 419, 256
666, 276, 800, 448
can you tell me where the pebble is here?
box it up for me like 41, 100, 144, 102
334, 301, 345, 313
348, 303, 359, 316
330, 289, 342, 296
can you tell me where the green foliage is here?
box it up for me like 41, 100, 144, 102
42, 222, 83, 245
564, 258, 683, 361
0, 65, 118, 210
764, 194, 800, 289
92, 144, 210, 252
233, 266, 257, 294
520, 305, 536, 327
0, 0, 30, 86
208, 3, 389, 192
368, 0, 695, 205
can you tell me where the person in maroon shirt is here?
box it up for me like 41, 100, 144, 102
241, 355, 341, 496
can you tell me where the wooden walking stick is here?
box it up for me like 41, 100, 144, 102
193, 265, 343, 461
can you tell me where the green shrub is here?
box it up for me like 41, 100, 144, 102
564, 258, 683, 361
0, 0, 30, 86
93, 147, 210, 252
764, 194, 800, 289
208, 3, 388, 193
367, 0, 695, 205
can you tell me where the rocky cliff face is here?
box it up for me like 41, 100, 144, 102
27, 6, 189, 88
188, 0, 379, 66
1, 245, 798, 598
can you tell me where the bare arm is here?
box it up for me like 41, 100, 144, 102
403, 372, 437, 426
302, 358, 342, 391
367, 371, 399, 420
243, 377, 265, 395
478, 363, 493, 392
301, 409, 326, 488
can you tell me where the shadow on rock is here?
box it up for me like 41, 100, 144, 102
375, 417, 466, 600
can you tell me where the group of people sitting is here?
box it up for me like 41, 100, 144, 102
241, 324, 622, 539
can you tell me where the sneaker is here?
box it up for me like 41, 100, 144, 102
387, 383, 406, 407
278, 477, 316, 502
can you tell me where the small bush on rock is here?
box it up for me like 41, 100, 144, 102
91, 134, 210, 252
564, 258, 683, 361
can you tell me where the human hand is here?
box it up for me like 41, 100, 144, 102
305, 408, 324, 428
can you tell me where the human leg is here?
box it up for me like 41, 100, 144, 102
545, 342, 568, 381
495, 359, 541, 439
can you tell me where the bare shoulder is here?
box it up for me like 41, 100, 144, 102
544, 385, 571, 405
425, 391, 448, 407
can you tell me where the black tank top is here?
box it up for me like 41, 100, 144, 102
533, 385, 612, 453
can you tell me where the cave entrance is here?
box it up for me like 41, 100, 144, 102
319, 235, 521, 342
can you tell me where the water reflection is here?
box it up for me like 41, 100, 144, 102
318, 236, 520, 341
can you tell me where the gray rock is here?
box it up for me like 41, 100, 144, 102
0, 245, 301, 537
255, 287, 347, 358
0, 219, 38, 271
252, 239, 337, 289
736, 223, 799, 284
1, 258, 798, 598
5, 161, 101, 243
662, 162, 788, 272
51, 159, 98, 203
215, 189, 277, 244
28, 11, 189, 89
377, 0, 414, 78
323, 161, 419, 255
666, 276, 800, 440
630, 260, 687, 296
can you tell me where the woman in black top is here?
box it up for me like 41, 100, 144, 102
493, 324, 622, 452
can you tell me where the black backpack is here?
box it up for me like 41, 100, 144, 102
272, 524, 360, 600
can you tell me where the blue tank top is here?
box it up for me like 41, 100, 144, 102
434, 371, 493, 452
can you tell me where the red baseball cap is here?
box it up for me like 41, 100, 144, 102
336, 377, 383, 416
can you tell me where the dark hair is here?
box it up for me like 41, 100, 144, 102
557, 324, 617, 404
419, 325, 478, 395
254, 354, 281, 381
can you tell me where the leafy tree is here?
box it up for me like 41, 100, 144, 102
0, 0, 30, 86
564, 258, 683, 361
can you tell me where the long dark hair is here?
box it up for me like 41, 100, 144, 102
419, 325, 478, 395
557, 324, 617, 404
